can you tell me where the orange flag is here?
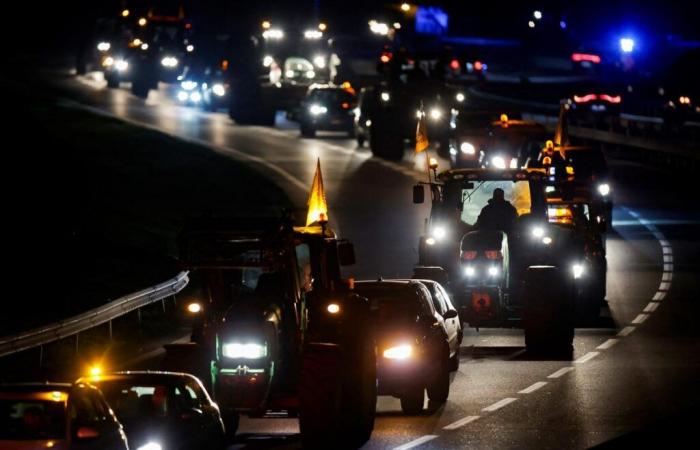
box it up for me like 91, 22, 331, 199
306, 159, 329, 226
415, 107, 429, 153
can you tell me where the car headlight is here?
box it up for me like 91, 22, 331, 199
429, 107, 443, 121
488, 266, 499, 276
305, 70, 316, 79
380, 92, 390, 102
425, 237, 436, 246
212, 83, 226, 96
510, 158, 518, 169
161, 56, 178, 67
456, 92, 465, 102
572, 263, 584, 279
190, 92, 202, 103
136, 443, 162, 450
464, 266, 475, 277
285, 69, 296, 78
542, 236, 553, 245
531, 227, 544, 238
177, 91, 188, 102
222, 342, 267, 359
460, 142, 476, 155
97, 42, 111, 52
309, 104, 328, 115
383, 344, 413, 360
313, 55, 326, 68
115, 60, 129, 71
102, 56, 114, 67
491, 156, 506, 169
598, 183, 610, 196
181, 80, 197, 90
431, 226, 447, 240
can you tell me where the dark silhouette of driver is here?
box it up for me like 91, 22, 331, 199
476, 188, 517, 233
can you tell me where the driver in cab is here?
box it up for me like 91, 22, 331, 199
475, 188, 517, 234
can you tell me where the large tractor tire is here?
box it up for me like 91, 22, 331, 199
522, 266, 574, 355
299, 334, 376, 449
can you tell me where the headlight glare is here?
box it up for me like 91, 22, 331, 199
212, 83, 226, 96
491, 156, 506, 169
598, 183, 610, 196
136, 443, 162, 450
309, 104, 328, 115
383, 344, 413, 360
222, 342, 267, 359
460, 142, 475, 154
572, 263, 584, 279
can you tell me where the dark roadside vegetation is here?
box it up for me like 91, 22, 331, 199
2, 78, 291, 338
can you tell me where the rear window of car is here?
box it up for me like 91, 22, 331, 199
0, 398, 66, 440
356, 284, 432, 322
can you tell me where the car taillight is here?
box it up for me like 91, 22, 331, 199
571, 53, 601, 64
461, 251, 477, 260
380, 51, 392, 63
573, 94, 597, 103
474, 61, 484, 71
341, 102, 351, 109
484, 250, 502, 260
599, 94, 621, 103
450, 59, 460, 70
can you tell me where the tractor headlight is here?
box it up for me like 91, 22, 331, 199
431, 226, 447, 241
161, 56, 178, 67
460, 142, 476, 155
429, 107, 443, 121
383, 344, 413, 360
212, 83, 226, 96
114, 59, 129, 72
464, 266, 476, 277
491, 156, 506, 169
181, 80, 197, 90
309, 104, 328, 115
97, 42, 111, 52
572, 263, 584, 279
598, 183, 611, 196
488, 266, 499, 277
222, 342, 267, 359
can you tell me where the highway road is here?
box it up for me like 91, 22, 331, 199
33, 71, 700, 449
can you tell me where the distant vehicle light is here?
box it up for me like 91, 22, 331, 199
600, 94, 621, 104
488, 266, 499, 276
305, 70, 316, 79
380, 91, 390, 102
187, 302, 202, 313
542, 236, 553, 245
97, 42, 111, 52
533, 10, 542, 19
136, 443, 162, 450
285, 69, 295, 78
102, 56, 114, 67
456, 92, 465, 102
460, 142, 475, 154
263, 55, 274, 67
212, 83, 226, 96
572, 263, 584, 279
528, 20, 535, 28
161, 56, 178, 67
425, 237, 436, 246
464, 266, 476, 277
369, 20, 389, 36
261, 20, 271, 30
309, 104, 328, 115
186, 44, 194, 52
473, 61, 484, 71
620, 38, 635, 53
383, 344, 413, 360
262, 28, 284, 40
190, 91, 202, 103
679, 96, 691, 105
491, 156, 506, 169
177, 91, 189, 102
431, 226, 447, 240
401, 3, 411, 12
393, 22, 402, 29
313, 55, 326, 68
598, 183, 611, 196
532, 227, 544, 238
574, 93, 597, 103
114, 59, 128, 71
326, 303, 341, 314
571, 53, 601, 64
429, 108, 443, 120
510, 158, 518, 169
380, 51, 393, 63
140, 43, 149, 50
304, 30, 323, 40
318, 22, 327, 31
450, 59, 460, 70
138, 17, 147, 27
181, 80, 197, 90
222, 342, 267, 359
121, 9, 130, 17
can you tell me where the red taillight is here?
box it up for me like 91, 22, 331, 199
461, 251, 477, 260
484, 250, 502, 260
474, 61, 483, 71
574, 94, 598, 103
450, 59, 460, 70
571, 53, 601, 64
380, 52, 392, 63
341, 102, 351, 109
599, 94, 621, 104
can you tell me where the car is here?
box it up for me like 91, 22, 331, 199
568, 82, 623, 127
355, 279, 457, 414
176, 64, 230, 111
0, 382, 128, 450
298, 84, 357, 137
78, 371, 225, 450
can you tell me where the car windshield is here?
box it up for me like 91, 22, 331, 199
0, 398, 66, 440
95, 381, 197, 421
440, 180, 532, 227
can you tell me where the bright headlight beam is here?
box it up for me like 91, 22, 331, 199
460, 142, 476, 154
429, 108, 443, 120
115, 60, 128, 71
456, 92, 465, 102
181, 80, 197, 90
598, 183, 610, 196
465, 266, 475, 276
572, 264, 584, 279
190, 92, 202, 102
136, 443, 162, 450
383, 344, 413, 360
432, 226, 446, 240
97, 42, 111, 52
380, 92, 390, 102
488, 266, 499, 276
212, 84, 226, 96
532, 227, 544, 238
492, 156, 506, 169
309, 104, 328, 115
177, 91, 188, 102
222, 343, 267, 359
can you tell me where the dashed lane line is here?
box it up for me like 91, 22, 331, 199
393, 435, 439, 450
482, 398, 518, 412
574, 351, 600, 364
596, 338, 619, 350
548, 367, 575, 379
442, 416, 481, 431
518, 381, 548, 394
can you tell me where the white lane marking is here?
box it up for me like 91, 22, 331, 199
482, 397, 518, 412
518, 381, 548, 394
644, 302, 660, 313
574, 352, 600, 364
618, 326, 636, 337
443, 415, 480, 430
662, 246, 673, 254
664, 264, 674, 272
658, 282, 671, 291
393, 435, 438, 450
596, 338, 619, 350
548, 367, 574, 378
632, 314, 649, 324
652, 292, 667, 301
663, 255, 673, 263
662, 272, 673, 281
659, 240, 670, 246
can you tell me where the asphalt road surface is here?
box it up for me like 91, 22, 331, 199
37, 71, 700, 449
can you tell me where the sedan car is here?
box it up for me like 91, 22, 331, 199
355, 280, 458, 414
78, 371, 226, 450
0, 382, 128, 450
299, 85, 356, 137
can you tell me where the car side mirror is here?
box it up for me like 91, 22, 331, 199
443, 310, 459, 320
76, 426, 100, 440
413, 184, 425, 204
338, 240, 356, 266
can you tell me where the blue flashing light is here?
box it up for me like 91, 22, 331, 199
620, 37, 635, 53
559, 21, 567, 29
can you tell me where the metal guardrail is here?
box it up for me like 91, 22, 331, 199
0, 271, 189, 358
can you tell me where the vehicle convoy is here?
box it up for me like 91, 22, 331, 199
449, 111, 548, 169
227, 20, 336, 125
413, 166, 607, 350
0, 382, 128, 450
161, 213, 377, 448
297, 84, 357, 137
354, 50, 468, 160
354, 279, 460, 414
79, 371, 226, 450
